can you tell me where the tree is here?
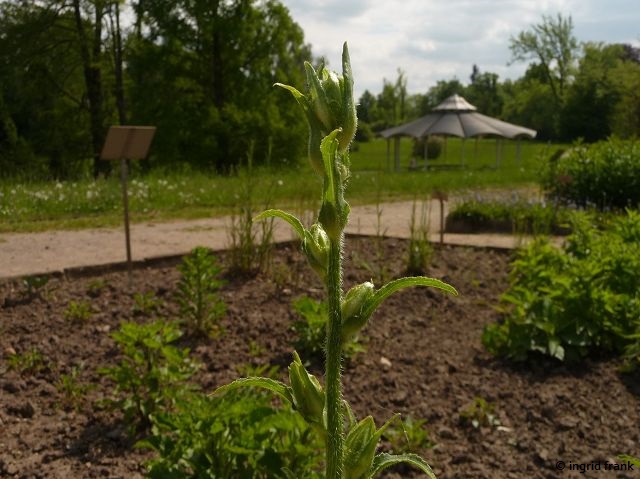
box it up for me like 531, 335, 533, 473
466, 64, 503, 117
509, 13, 578, 107
426, 79, 464, 108
128, 0, 311, 172
560, 42, 623, 141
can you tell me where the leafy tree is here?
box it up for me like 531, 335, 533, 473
560, 42, 623, 141
509, 13, 579, 108
609, 48, 640, 138
0, 1, 94, 179
466, 64, 503, 117
128, 0, 310, 172
422, 78, 465, 111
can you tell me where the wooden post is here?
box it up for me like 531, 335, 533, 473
100, 126, 156, 289
432, 190, 448, 245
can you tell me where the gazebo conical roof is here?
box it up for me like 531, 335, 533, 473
380, 94, 536, 140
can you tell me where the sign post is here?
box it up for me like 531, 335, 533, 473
100, 126, 156, 287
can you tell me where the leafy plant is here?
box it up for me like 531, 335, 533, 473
459, 397, 501, 429
99, 319, 199, 436
406, 200, 433, 275
212, 43, 457, 479
292, 295, 364, 361
175, 247, 227, 337
64, 300, 92, 322
6, 348, 47, 376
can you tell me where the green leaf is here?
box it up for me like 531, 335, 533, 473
369, 452, 437, 479
320, 130, 341, 205
254, 209, 305, 241
210, 377, 294, 406
363, 277, 458, 320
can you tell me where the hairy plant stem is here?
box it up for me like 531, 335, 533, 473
325, 234, 344, 479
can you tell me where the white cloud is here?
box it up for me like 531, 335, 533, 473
281, 0, 640, 98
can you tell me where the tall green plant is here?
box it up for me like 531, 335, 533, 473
176, 247, 226, 337
213, 43, 457, 479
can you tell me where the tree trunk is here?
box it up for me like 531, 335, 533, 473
73, 0, 108, 178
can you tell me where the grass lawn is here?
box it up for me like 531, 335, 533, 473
0, 138, 566, 233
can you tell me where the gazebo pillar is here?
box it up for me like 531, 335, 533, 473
394, 136, 401, 172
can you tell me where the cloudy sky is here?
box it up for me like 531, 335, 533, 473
282, 0, 640, 99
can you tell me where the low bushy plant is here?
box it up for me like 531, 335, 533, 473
140, 385, 324, 478
99, 320, 199, 435
175, 247, 226, 337
542, 138, 640, 210
446, 198, 569, 235
483, 210, 640, 364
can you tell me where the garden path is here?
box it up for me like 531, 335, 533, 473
0, 199, 549, 280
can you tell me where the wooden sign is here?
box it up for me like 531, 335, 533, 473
101, 126, 156, 161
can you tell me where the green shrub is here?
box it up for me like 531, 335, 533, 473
542, 138, 640, 210
483, 210, 640, 364
176, 247, 227, 337
99, 320, 199, 435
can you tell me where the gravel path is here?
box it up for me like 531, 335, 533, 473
0, 199, 532, 279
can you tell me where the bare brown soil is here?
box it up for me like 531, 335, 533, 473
1, 237, 639, 479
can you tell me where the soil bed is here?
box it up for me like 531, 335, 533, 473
1, 237, 638, 479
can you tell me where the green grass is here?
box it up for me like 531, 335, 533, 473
0, 138, 566, 233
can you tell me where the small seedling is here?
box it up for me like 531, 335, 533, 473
459, 397, 501, 429
64, 300, 93, 322
384, 415, 434, 454
6, 348, 46, 376
86, 278, 109, 297
22, 275, 49, 299
176, 247, 227, 337
132, 291, 161, 316
56, 366, 93, 411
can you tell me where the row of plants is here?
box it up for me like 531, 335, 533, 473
445, 196, 571, 235
482, 210, 640, 368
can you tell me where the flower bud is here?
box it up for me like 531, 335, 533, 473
344, 416, 378, 479
303, 223, 330, 279
341, 282, 375, 342
288, 351, 325, 426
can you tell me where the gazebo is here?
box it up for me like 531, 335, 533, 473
379, 94, 537, 171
